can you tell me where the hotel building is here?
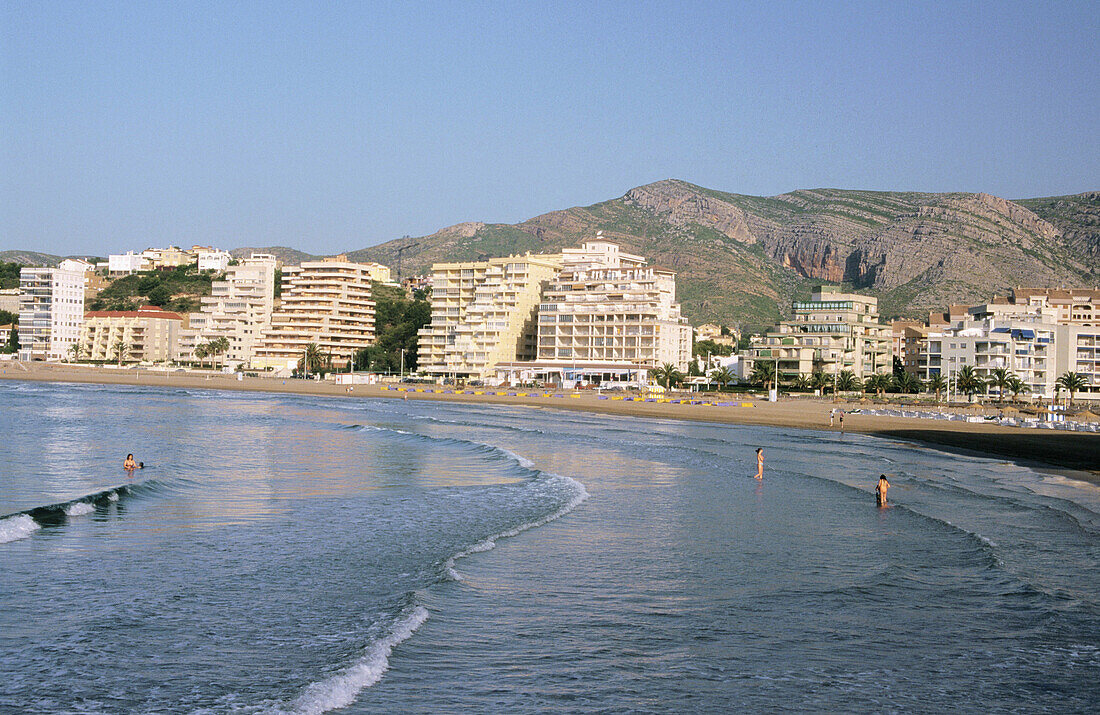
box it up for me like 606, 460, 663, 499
81, 306, 185, 363
749, 287, 891, 383
417, 253, 564, 379
181, 253, 278, 367
17, 259, 91, 362
253, 256, 376, 370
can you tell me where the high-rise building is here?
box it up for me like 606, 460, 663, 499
81, 306, 185, 363
181, 254, 278, 367
17, 259, 91, 361
531, 241, 692, 372
417, 253, 563, 379
253, 256, 376, 370
749, 287, 891, 383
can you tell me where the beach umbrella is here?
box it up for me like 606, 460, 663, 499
1071, 409, 1099, 422
1001, 406, 1020, 415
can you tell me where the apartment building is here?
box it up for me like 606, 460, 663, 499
17, 259, 91, 362
749, 287, 891, 382
891, 320, 930, 376
417, 252, 563, 379
926, 318, 1057, 399
81, 306, 185, 363
180, 254, 278, 367
253, 256, 376, 370
141, 246, 196, 269
1008, 288, 1099, 326
534, 241, 691, 368
108, 251, 151, 275
197, 249, 233, 272
1054, 325, 1100, 400
359, 262, 395, 286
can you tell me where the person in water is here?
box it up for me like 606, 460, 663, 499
123, 454, 137, 471
876, 474, 891, 506
754, 448, 764, 480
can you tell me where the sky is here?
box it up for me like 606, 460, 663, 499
2, 0, 1097, 257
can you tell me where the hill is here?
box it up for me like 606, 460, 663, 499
229, 246, 318, 265
349, 180, 1098, 331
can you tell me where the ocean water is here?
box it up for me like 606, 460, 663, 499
1, 380, 1098, 713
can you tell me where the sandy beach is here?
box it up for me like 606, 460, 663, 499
3, 361, 1097, 480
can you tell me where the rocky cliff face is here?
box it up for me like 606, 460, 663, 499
350, 179, 1098, 329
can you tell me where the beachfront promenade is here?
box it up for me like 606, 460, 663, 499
2, 361, 1098, 477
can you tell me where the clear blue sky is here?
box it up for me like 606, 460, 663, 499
2, 0, 1097, 256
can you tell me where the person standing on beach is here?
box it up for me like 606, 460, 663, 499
876, 474, 890, 506
754, 448, 764, 480
839, 411, 844, 432
829, 409, 835, 427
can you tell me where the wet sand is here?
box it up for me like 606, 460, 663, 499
3, 361, 1097, 480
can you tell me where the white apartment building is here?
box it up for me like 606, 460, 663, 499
417, 252, 563, 379
81, 306, 185, 363
196, 249, 233, 272
527, 241, 692, 379
750, 287, 891, 383
1055, 325, 1100, 401
17, 259, 91, 361
181, 253, 278, 367
108, 251, 151, 275
927, 318, 1057, 399
253, 256, 376, 371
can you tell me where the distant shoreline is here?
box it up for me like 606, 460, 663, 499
3, 362, 1097, 482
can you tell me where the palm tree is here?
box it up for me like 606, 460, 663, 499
864, 372, 891, 397
986, 367, 1014, 404
810, 371, 831, 394
651, 362, 685, 389
1004, 375, 1029, 403
709, 366, 735, 390
209, 336, 231, 370
790, 373, 811, 391
835, 370, 859, 393
67, 341, 85, 363
298, 342, 326, 377
894, 371, 922, 394
749, 360, 776, 390
112, 340, 129, 366
926, 373, 947, 402
955, 365, 983, 403
1056, 371, 1087, 407
194, 343, 209, 369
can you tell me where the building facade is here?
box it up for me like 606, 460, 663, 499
417, 253, 563, 379
108, 251, 151, 275
535, 241, 692, 371
197, 249, 233, 272
17, 259, 90, 362
181, 253, 278, 367
253, 256, 376, 370
81, 306, 185, 363
750, 287, 891, 383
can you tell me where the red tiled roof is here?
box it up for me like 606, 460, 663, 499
84, 306, 184, 320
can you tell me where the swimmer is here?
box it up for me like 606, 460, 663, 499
875, 474, 890, 506
754, 448, 764, 480
123, 454, 137, 472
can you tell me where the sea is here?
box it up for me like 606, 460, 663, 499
1, 380, 1098, 713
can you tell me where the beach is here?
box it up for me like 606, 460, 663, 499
4, 361, 1097, 478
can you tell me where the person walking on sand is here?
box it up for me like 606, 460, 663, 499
876, 474, 890, 506
754, 448, 764, 480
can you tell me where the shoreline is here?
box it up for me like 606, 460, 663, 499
3, 362, 1098, 482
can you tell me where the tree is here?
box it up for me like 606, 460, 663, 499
194, 342, 208, 368
835, 370, 859, 393
986, 367, 1014, 404
0, 326, 17, 354
864, 372, 891, 397
651, 363, 685, 389
1056, 371, 1087, 407
1004, 375, 1029, 403
955, 365, 983, 403
926, 373, 947, 402
790, 373, 812, 391
298, 342, 326, 376
710, 366, 735, 390
749, 360, 776, 390
693, 339, 733, 357
146, 284, 173, 307
0, 309, 17, 326
208, 336, 230, 369
687, 360, 703, 377
67, 342, 85, 363
811, 371, 831, 394
892, 355, 905, 379
113, 340, 129, 366
893, 371, 923, 394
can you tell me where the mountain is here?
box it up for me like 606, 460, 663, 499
0, 250, 101, 266
349, 180, 1098, 331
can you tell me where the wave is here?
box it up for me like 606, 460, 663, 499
444, 472, 590, 581
0, 514, 40, 544
284, 604, 430, 715
0, 479, 164, 531
352, 424, 538, 472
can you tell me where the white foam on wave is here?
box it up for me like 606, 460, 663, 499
0, 514, 40, 544
444, 473, 590, 581
285, 606, 429, 715
65, 501, 94, 517
107, 491, 120, 502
